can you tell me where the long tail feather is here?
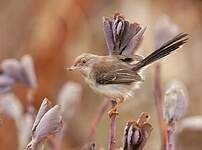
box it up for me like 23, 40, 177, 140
132, 33, 188, 71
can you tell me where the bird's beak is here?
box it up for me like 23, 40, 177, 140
66, 65, 77, 71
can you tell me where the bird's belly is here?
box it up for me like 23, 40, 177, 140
85, 77, 130, 98
96, 84, 129, 98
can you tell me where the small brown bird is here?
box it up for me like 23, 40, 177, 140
68, 13, 188, 117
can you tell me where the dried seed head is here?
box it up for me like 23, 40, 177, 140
116, 21, 123, 35
123, 112, 153, 150
27, 99, 63, 150
103, 17, 114, 54
103, 13, 145, 56
33, 105, 63, 140
0, 55, 37, 89
21, 55, 37, 88
57, 81, 82, 120
123, 121, 133, 150
32, 98, 51, 132
112, 14, 125, 45
127, 124, 141, 148
122, 27, 146, 56
163, 80, 188, 125
1, 59, 23, 82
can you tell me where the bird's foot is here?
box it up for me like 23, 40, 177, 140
108, 108, 119, 118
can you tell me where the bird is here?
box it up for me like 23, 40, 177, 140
67, 13, 188, 117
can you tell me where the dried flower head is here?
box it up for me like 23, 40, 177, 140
163, 80, 188, 125
154, 15, 179, 49
31, 98, 51, 132
57, 81, 82, 120
21, 55, 37, 88
1, 59, 23, 83
103, 13, 145, 56
123, 112, 153, 150
26, 98, 63, 150
0, 54, 37, 89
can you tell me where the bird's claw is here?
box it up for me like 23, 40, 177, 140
108, 109, 119, 118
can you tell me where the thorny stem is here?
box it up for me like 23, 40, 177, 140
153, 64, 168, 150
108, 100, 117, 150
88, 98, 110, 142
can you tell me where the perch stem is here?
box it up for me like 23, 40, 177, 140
108, 100, 117, 150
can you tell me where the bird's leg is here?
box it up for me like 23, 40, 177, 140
108, 98, 124, 118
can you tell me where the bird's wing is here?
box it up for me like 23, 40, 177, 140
92, 61, 142, 85
115, 54, 144, 63
103, 13, 145, 56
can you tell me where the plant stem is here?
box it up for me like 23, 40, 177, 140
108, 100, 117, 150
153, 64, 168, 150
167, 124, 176, 150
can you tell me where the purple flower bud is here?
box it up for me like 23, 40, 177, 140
1, 59, 23, 83
1, 55, 37, 89
33, 105, 62, 140
154, 15, 179, 49
20, 55, 37, 88
103, 13, 145, 56
0, 75, 15, 93
32, 98, 51, 132
103, 17, 114, 55
163, 80, 188, 124
57, 81, 82, 120
122, 27, 146, 56
27, 99, 63, 150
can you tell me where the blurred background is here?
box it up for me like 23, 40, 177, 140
0, 0, 201, 149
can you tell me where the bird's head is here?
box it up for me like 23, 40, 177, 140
67, 53, 98, 76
